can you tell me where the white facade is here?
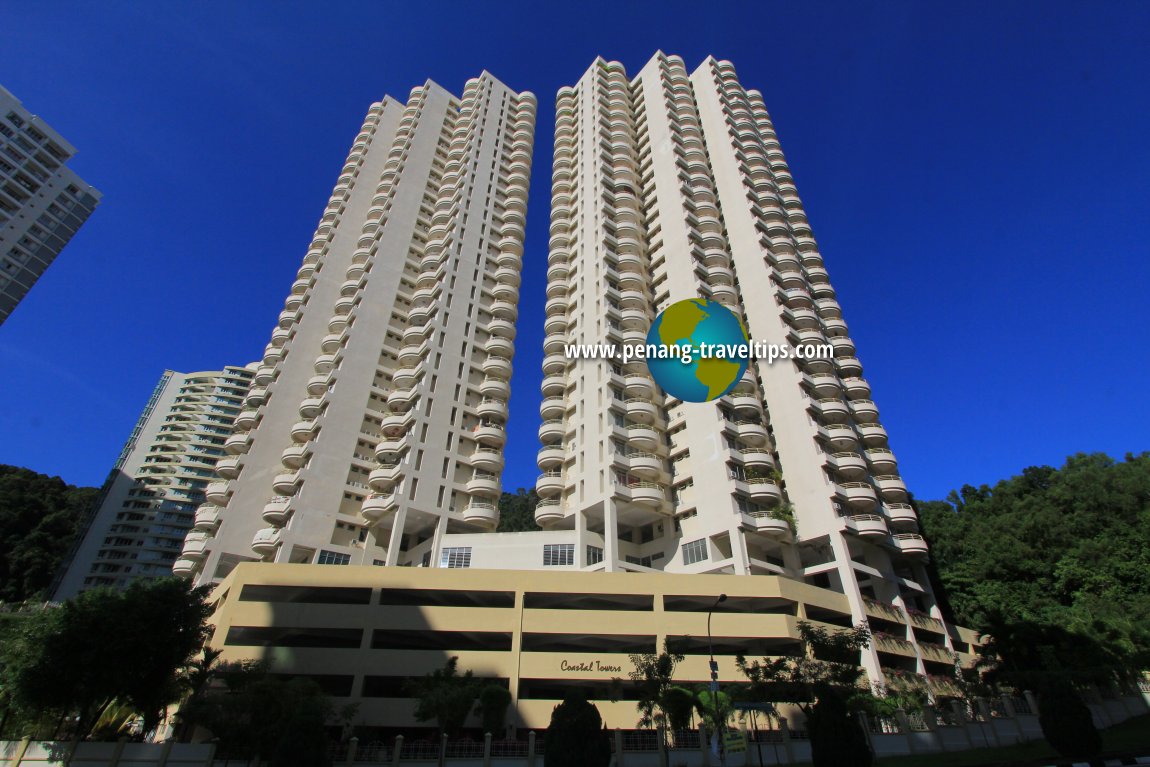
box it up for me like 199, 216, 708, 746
178, 74, 536, 583
0, 85, 100, 324
533, 53, 949, 681
54, 365, 254, 599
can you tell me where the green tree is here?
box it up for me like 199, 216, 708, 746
408, 656, 479, 737
0, 465, 98, 602
918, 453, 1150, 665
476, 683, 512, 734
627, 638, 685, 732
497, 488, 541, 532
1, 578, 211, 739
737, 621, 873, 767
543, 693, 611, 767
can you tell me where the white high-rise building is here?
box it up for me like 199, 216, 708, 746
533, 53, 943, 680
54, 365, 254, 599
177, 74, 536, 584
0, 85, 101, 324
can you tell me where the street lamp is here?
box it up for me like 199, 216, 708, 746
707, 594, 728, 764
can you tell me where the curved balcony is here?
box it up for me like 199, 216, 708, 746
369, 463, 403, 490
490, 298, 518, 320
409, 301, 434, 325
476, 398, 509, 420
281, 444, 310, 469
388, 386, 419, 410
745, 477, 782, 503
467, 472, 501, 497
270, 327, 291, 348
537, 444, 566, 469
381, 411, 414, 438
488, 317, 516, 339
539, 396, 566, 420
865, 447, 897, 473
392, 364, 420, 389
742, 511, 791, 537
361, 493, 398, 523
172, 558, 198, 577
837, 482, 878, 511
278, 308, 301, 329
806, 373, 840, 398
470, 419, 505, 445
819, 424, 857, 450
215, 456, 241, 480
830, 335, 856, 356
544, 314, 568, 335
786, 307, 819, 329
536, 470, 564, 497
193, 505, 221, 531
299, 396, 325, 419
261, 496, 293, 525
811, 398, 849, 422
874, 475, 908, 499
624, 451, 663, 478
253, 366, 276, 386
847, 514, 889, 539
314, 353, 340, 375
470, 375, 505, 400
486, 335, 514, 357
834, 356, 863, 377
885, 503, 919, 526
541, 373, 566, 396
205, 481, 232, 505
738, 446, 775, 469
857, 423, 888, 446
842, 377, 870, 399
306, 374, 332, 396
224, 432, 252, 455
251, 527, 283, 557
244, 386, 269, 408
320, 332, 346, 354
849, 399, 878, 423
484, 354, 512, 378
622, 481, 664, 507
542, 352, 567, 374
727, 392, 761, 412
291, 419, 318, 442
625, 398, 659, 422
272, 471, 301, 495
462, 502, 498, 528
732, 420, 769, 445
893, 533, 930, 558
234, 408, 261, 431
626, 424, 659, 451
180, 531, 211, 560
333, 295, 357, 315
827, 451, 867, 479
535, 499, 565, 527
471, 448, 504, 473
710, 284, 739, 304
623, 373, 656, 398
537, 419, 565, 443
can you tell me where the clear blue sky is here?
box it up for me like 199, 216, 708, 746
1, 2, 1147, 501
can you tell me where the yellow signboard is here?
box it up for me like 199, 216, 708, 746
723, 730, 747, 754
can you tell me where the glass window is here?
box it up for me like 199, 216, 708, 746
440, 547, 472, 569
682, 538, 708, 565
317, 550, 351, 566
586, 545, 604, 566
543, 543, 574, 567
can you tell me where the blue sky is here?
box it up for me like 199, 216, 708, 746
1, 2, 1147, 501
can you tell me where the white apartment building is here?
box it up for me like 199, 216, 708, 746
177, 74, 536, 584
54, 365, 254, 599
532, 53, 948, 682
0, 85, 100, 324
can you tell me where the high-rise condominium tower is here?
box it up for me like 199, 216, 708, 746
177, 74, 535, 584
54, 365, 254, 599
535, 53, 939, 677
0, 85, 101, 324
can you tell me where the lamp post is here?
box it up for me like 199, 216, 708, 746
707, 593, 728, 765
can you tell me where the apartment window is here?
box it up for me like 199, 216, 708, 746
543, 543, 574, 567
440, 547, 472, 569
317, 550, 351, 566
682, 538, 708, 565
586, 545, 604, 566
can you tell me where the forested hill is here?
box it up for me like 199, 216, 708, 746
916, 452, 1150, 664
0, 465, 98, 602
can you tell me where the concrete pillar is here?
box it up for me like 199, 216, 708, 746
527, 730, 537, 767
155, 740, 175, 767
921, 705, 938, 730
778, 716, 795, 765
391, 735, 404, 767
950, 701, 974, 749
8, 737, 30, 767
108, 736, 129, 767
346, 736, 359, 766
440, 732, 449, 767
698, 723, 709, 767
483, 732, 492, 767
975, 699, 999, 748
1023, 690, 1039, 716
614, 728, 625, 767
894, 709, 916, 753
